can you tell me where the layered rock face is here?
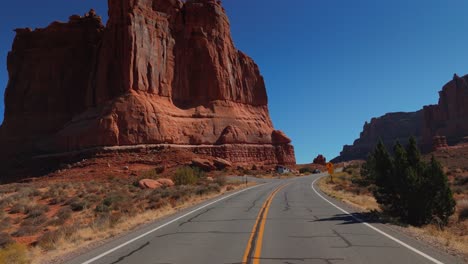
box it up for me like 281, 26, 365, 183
334, 73, 468, 162
422, 74, 468, 148
0, 0, 296, 177
333, 111, 423, 162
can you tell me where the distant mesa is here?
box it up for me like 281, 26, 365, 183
0, 0, 296, 181
333, 73, 468, 162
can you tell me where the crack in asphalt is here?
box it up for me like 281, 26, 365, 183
283, 191, 290, 211
246, 188, 271, 212
178, 207, 215, 227
331, 229, 398, 249
332, 229, 352, 248
109, 242, 150, 264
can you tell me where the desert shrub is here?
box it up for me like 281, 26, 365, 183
215, 176, 227, 186
12, 225, 40, 237
0, 218, 11, 232
458, 199, 468, 222
158, 189, 171, 199
9, 202, 29, 214
49, 207, 72, 226
95, 204, 110, 213
364, 138, 455, 226
70, 200, 87, 212
22, 214, 48, 227
207, 183, 221, 193
83, 194, 101, 204
0, 196, 15, 209
195, 185, 211, 196
148, 191, 162, 203
174, 167, 200, 185
452, 186, 464, 195
109, 213, 123, 227
0, 243, 29, 264
454, 176, 468, 186
140, 169, 159, 179
26, 204, 49, 218
46, 188, 68, 205
37, 230, 61, 250
148, 200, 167, 210
226, 185, 235, 191
64, 197, 85, 211
299, 167, 313, 174
102, 192, 130, 211
16, 187, 41, 199
92, 212, 111, 229
0, 233, 13, 249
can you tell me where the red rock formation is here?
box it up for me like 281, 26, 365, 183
422, 74, 468, 148
333, 111, 423, 162
0, 0, 295, 179
432, 136, 449, 151
334, 73, 468, 162
313, 155, 326, 166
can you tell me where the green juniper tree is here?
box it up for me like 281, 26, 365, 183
362, 137, 455, 226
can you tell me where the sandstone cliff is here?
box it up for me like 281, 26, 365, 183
334, 73, 468, 162
333, 111, 423, 162
422, 74, 468, 148
0, 0, 295, 179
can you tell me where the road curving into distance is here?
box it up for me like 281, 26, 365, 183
67, 174, 463, 264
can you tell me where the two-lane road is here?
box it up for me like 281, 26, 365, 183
67, 175, 463, 264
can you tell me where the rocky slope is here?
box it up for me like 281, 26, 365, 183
0, 0, 295, 180
334, 73, 468, 162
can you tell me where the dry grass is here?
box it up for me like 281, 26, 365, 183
405, 221, 468, 259
459, 199, 468, 221
28, 183, 249, 264
318, 173, 379, 211
0, 243, 29, 264
317, 167, 468, 260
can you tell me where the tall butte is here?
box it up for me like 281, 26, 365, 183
0, 0, 296, 179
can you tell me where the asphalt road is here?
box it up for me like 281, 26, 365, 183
67, 174, 463, 264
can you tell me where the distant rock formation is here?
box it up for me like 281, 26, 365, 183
422, 74, 468, 148
334, 73, 468, 162
313, 155, 326, 166
0, 0, 296, 179
333, 111, 423, 162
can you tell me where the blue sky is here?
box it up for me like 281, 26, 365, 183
1, 0, 468, 164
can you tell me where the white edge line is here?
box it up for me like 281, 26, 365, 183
81, 184, 264, 264
311, 176, 445, 264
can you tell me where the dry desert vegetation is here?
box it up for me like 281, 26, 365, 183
319, 160, 468, 261
0, 165, 247, 264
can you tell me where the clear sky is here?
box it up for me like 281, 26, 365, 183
1, 0, 468, 164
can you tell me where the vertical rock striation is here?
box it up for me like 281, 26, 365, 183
0, 0, 296, 179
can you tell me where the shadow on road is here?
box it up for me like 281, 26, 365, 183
313, 212, 387, 225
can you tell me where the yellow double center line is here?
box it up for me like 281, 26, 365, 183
242, 183, 291, 264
